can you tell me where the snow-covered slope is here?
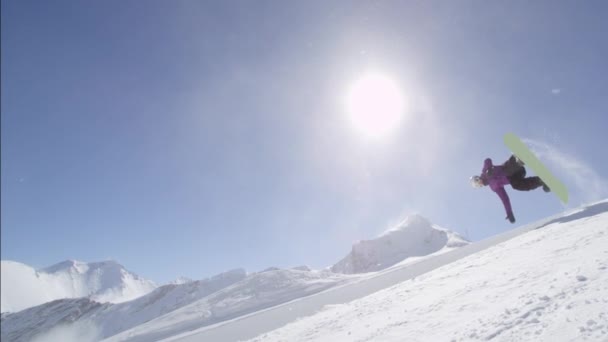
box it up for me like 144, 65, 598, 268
331, 214, 469, 274
0, 298, 105, 342
0, 260, 157, 313
94, 268, 247, 338
249, 201, 608, 342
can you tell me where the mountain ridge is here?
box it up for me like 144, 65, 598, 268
0, 259, 157, 313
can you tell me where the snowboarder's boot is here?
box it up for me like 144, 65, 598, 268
542, 181, 551, 192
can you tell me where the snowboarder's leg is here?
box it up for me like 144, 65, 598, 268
507, 166, 526, 180
503, 157, 526, 178
510, 176, 546, 191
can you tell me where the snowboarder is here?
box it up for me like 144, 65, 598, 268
471, 155, 550, 223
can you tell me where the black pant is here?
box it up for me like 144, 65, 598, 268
508, 168, 544, 191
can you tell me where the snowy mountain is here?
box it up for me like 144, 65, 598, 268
1, 214, 464, 341
331, 214, 469, 274
0, 260, 157, 313
0, 298, 105, 342
171, 276, 194, 285
1, 269, 247, 342
0, 267, 351, 342
103, 268, 353, 342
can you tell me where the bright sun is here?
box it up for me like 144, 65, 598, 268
345, 72, 405, 139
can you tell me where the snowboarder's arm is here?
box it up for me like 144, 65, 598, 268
482, 158, 493, 175
495, 186, 515, 222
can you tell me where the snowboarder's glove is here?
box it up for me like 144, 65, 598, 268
506, 213, 516, 224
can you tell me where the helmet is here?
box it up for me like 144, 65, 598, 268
470, 175, 485, 188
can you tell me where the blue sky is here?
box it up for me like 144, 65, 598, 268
2, 0, 607, 284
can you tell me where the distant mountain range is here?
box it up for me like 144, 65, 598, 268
0, 260, 156, 313
1, 214, 469, 342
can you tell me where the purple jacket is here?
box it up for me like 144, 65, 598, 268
480, 158, 513, 218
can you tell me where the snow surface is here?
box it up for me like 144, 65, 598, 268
0, 260, 157, 313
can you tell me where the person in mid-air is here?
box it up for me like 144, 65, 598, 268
471, 155, 550, 223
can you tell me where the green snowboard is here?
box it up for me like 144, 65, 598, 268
504, 133, 569, 204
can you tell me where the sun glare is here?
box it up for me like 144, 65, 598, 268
345, 72, 405, 140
